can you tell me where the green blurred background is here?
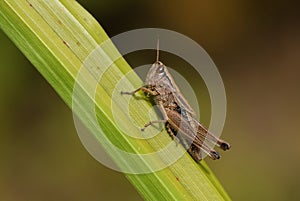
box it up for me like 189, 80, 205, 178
1, 0, 299, 200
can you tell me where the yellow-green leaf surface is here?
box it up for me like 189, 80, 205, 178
0, 0, 231, 200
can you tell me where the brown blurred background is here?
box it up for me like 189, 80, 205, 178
0, 0, 299, 200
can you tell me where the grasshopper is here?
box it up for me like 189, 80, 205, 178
121, 42, 230, 161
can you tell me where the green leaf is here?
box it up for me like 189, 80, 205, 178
0, 0, 231, 200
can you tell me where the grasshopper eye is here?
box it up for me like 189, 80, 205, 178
156, 66, 164, 74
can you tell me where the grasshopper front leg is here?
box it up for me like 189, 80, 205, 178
121, 86, 158, 96
121, 86, 165, 131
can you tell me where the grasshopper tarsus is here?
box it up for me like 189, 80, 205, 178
120, 88, 142, 95
120, 91, 133, 95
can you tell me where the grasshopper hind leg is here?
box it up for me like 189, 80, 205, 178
188, 145, 203, 162
165, 123, 179, 143
165, 122, 189, 146
165, 122, 221, 161
219, 141, 231, 151
188, 145, 220, 161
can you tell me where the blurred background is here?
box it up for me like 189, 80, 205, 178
0, 0, 299, 200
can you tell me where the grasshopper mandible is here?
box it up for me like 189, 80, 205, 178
121, 42, 230, 161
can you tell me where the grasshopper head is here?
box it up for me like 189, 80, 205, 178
145, 61, 168, 86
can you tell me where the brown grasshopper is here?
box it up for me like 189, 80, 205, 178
121, 43, 230, 161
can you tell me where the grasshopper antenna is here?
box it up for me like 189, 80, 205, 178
156, 37, 160, 62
